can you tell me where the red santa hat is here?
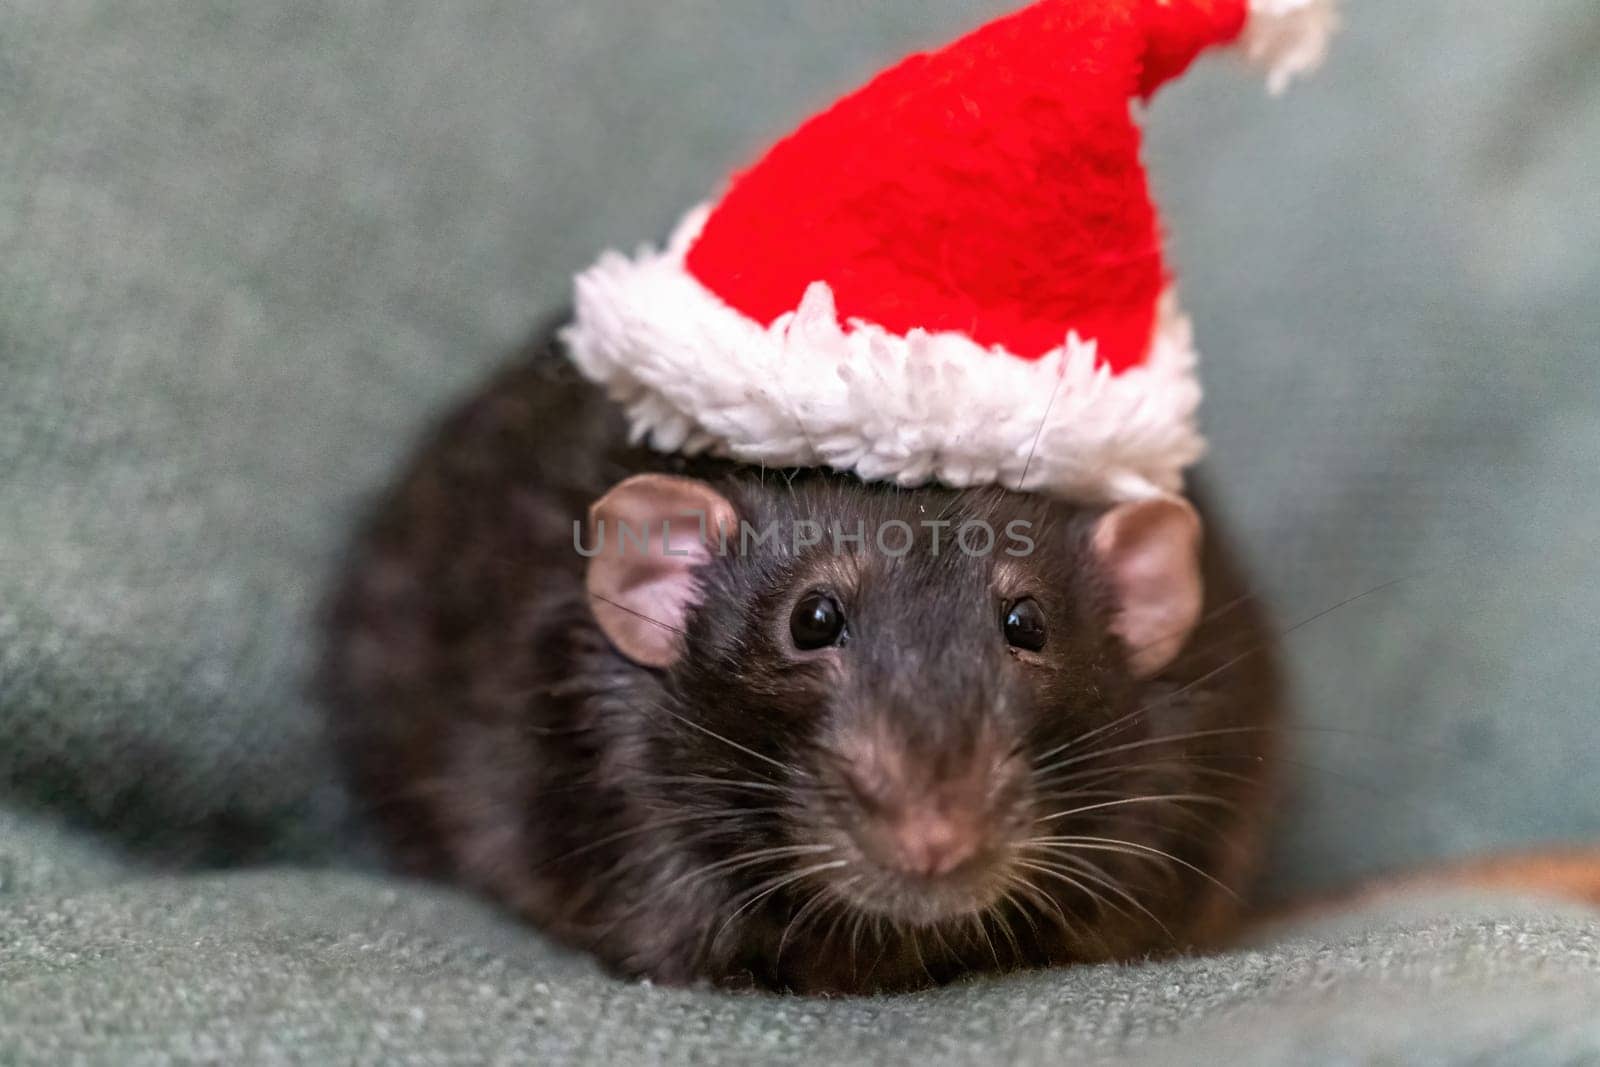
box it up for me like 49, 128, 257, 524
565, 0, 1336, 502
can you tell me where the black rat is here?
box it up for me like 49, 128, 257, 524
322, 319, 1283, 994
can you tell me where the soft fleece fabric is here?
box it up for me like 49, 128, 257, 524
3, 1, 1600, 1063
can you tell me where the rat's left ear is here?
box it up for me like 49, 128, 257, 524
1091, 496, 1204, 677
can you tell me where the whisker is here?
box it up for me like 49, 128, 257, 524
1014, 361, 1067, 491
989, 898, 1025, 962
623, 774, 793, 796
1033, 749, 1415, 814
592, 817, 798, 883
1016, 851, 1176, 942
1012, 858, 1126, 923
589, 592, 689, 637
591, 838, 836, 939
529, 808, 791, 874
907, 926, 934, 984
647, 843, 837, 912
1031, 725, 1273, 782
778, 885, 835, 960
1122, 590, 1258, 671
997, 882, 1042, 940
848, 909, 871, 982
1006, 871, 1074, 938
1033, 757, 1262, 795
927, 920, 962, 970
647, 698, 800, 778
1030, 576, 1411, 770
713, 859, 849, 951
818, 879, 860, 956
970, 909, 1002, 970
1059, 810, 1235, 855
863, 913, 893, 982
1034, 792, 1240, 824
1024, 836, 1240, 901
1004, 863, 1129, 961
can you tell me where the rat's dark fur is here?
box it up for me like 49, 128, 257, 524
323, 322, 1283, 994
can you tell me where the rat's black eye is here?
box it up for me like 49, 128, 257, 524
790, 592, 845, 650
1003, 598, 1047, 652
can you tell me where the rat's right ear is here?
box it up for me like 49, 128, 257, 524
584, 474, 738, 668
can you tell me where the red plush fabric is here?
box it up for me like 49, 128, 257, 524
684, 0, 1247, 372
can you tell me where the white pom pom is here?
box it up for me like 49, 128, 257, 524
1245, 0, 1339, 95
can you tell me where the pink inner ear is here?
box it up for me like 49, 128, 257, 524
660, 515, 719, 560
1092, 497, 1204, 678
613, 527, 713, 635
585, 475, 738, 668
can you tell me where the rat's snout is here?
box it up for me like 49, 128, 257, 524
870, 802, 984, 878
837, 739, 998, 881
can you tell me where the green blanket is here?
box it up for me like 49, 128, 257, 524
4, 1, 1599, 1062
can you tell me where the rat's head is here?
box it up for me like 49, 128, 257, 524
584, 471, 1203, 940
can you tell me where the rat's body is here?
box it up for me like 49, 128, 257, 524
324, 321, 1283, 994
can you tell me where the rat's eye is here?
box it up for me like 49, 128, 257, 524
790, 591, 845, 650
1003, 598, 1047, 652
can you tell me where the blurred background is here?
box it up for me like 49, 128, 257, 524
3, 0, 1598, 902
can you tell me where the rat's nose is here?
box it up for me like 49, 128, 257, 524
881, 806, 983, 878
